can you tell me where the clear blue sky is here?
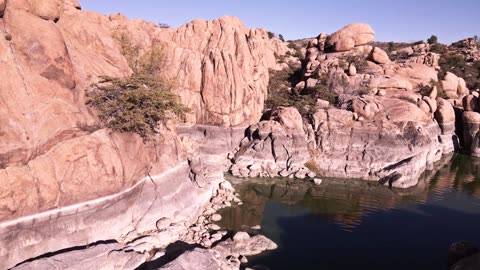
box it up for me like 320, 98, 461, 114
80, 0, 479, 44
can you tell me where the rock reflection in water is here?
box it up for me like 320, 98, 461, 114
220, 154, 480, 232
218, 154, 480, 269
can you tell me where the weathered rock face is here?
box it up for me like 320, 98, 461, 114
229, 107, 313, 179
325, 23, 375, 52
435, 98, 458, 153
308, 101, 444, 188
229, 97, 446, 188
0, 2, 286, 268
0, 1, 135, 223
160, 232, 277, 270
368, 47, 390, 64
164, 17, 283, 126
442, 72, 469, 99
3, 162, 218, 270
463, 111, 480, 157
0, 0, 290, 222
108, 15, 287, 127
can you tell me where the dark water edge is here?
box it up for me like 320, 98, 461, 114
218, 153, 480, 270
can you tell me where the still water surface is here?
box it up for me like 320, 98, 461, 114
219, 154, 480, 270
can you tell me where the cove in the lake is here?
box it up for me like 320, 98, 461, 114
219, 154, 480, 270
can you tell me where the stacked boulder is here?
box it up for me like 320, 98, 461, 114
462, 93, 480, 156
324, 23, 375, 52
229, 107, 314, 179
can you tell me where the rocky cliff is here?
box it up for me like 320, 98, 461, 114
0, 1, 286, 268
107, 13, 287, 126
1, 1, 479, 269
0, 0, 288, 221
229, 23, 478, 188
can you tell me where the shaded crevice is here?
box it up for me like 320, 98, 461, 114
381, 156, 414, 172
11, 240, 118, 269
135, 241, 202, 270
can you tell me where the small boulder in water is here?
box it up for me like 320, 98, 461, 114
211, 214, 222, 222
313, 178, 323, 185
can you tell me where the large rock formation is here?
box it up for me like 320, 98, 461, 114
229, 107, 313, 179
309, 104, 443, 187
0, 1, 288, 221
230, 22, 475, 188
108, 15, 287, 126
325, 23, 375, 52
0, 1, 286, 268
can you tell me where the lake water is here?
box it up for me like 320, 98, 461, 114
219, 154, 480, 270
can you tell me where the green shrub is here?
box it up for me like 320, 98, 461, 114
427, 35, 438, 45
387, 41, 395, 52
287, 42, 299, 50
437, 54, 480, 90
419, 79, 448, 99
430, 43, 447, 54
278, 34, 285, 42
438, 54, 465, 79
267, 31, 275, 39
342, 55, 368, 73
87, 74, 189, 140
86, 31, 189, 140
287, 41, 303, 60
265, 68, 336, 117
158, 23, 170, 28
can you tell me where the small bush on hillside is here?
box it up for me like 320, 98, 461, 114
86, 31, 189, 140
287, 42, 299, 50
5, 34, 12, 41
278, 34, 285, 42
430, 43, 447, 54
267, 31, 275, 39
266, 67, 338, 117
303, 83, 337, 104
87, 74, 189, 140
287, 41, 304, 60
343, 55, 368, 73
418, 79, 448, 99
438, 54, 465, 78
438, 54, 480, 90
427, 35, 438, 45
387, 41, 396, 52
158, 23, 171, 28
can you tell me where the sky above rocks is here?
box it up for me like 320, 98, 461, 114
81, 0, 479, 44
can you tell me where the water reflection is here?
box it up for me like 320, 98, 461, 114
219, 154, 480, 270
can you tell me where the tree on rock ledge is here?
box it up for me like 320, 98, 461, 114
427, 34, 438, 44
86, 31, 189, 140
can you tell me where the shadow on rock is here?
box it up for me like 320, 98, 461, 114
136, 241, 202, 270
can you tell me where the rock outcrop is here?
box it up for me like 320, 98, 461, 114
309, 105, 443, 187
160, 232, 277, 270
325, 23, 375, 52
229, 107, 314, 179
435, 98, 458, 153
108, 15, 288, 126
368, 47, 390, 64
1, 2, 479, 268
0, 1, 286, 268
0, 0, 289, 221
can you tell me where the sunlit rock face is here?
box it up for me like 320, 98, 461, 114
325, 23, 375, 52
0, 1, 287, 222
228, 105, 443, 188
0, 1, 287, 267
108, 15, 288, 127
